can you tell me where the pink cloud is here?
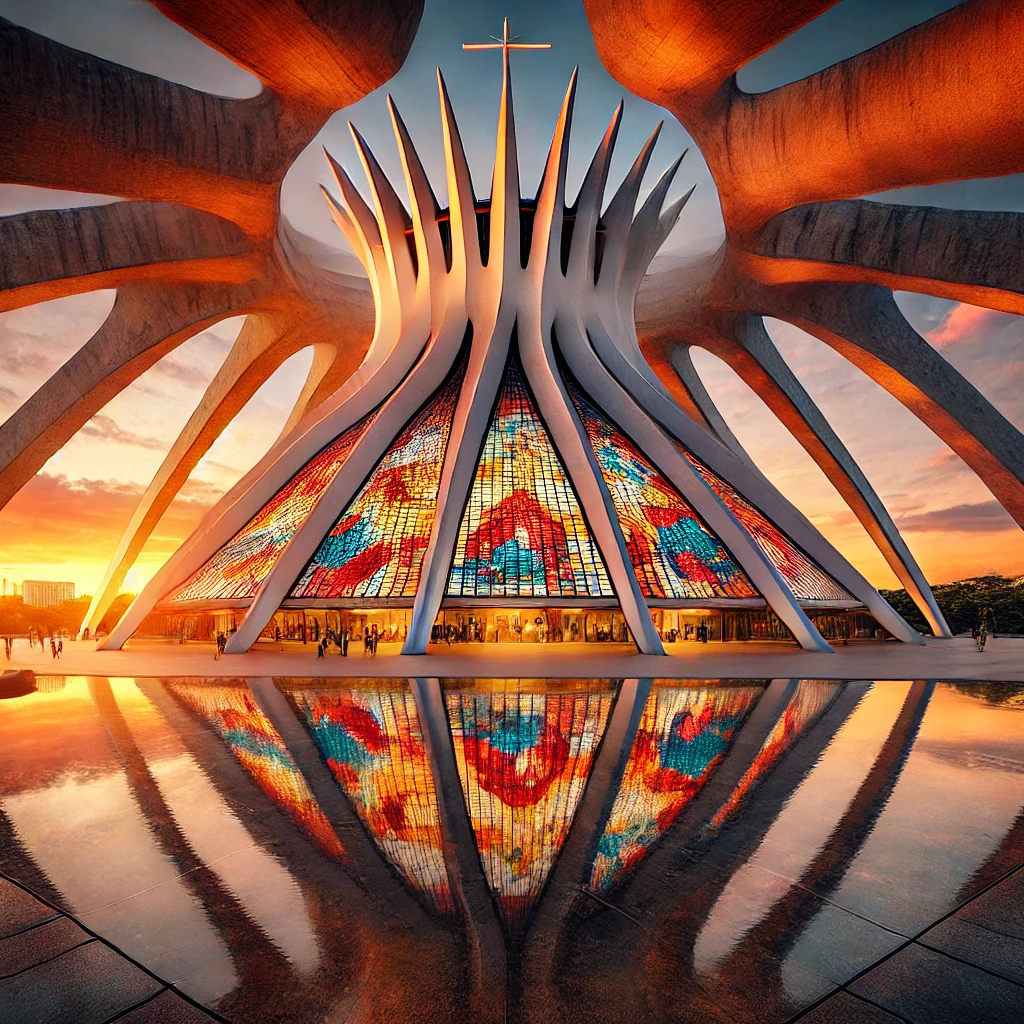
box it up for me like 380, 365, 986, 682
925, 303, 1007, 346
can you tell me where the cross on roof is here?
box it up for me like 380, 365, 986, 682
462, 17, 552, 59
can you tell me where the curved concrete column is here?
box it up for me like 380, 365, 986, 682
0, 203, 255, 313
81, 314, 334, 638
223, 338, 464, 653
769, 283, 1024, 529
558, 314, 833, 652
402, 317, 512, 654
521, 72, 664, 655
0, 279, 249, 508
704, 312, 951, 637
667, 345, 751, 457
582, 238, 924, 638
750, 201, 1024, 316
276, 342, 345, 439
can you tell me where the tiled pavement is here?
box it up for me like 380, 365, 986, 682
0, 873, 222, 1024
4, 866, 1022, 1023
791, 864, 1024, 1023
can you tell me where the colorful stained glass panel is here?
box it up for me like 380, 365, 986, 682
589, 683, 759, 893
292, 363, 463, 599
166, 680, 346, 861
447, 680, 616, 929
681, 450, 852, 603
171, 417, 373, 602
707, 680, 841, 833
286, 682, 452, 914
448, 357, 613, 598
568, 386, 757, 600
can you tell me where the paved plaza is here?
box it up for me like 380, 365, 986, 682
5, 635, 1024, 682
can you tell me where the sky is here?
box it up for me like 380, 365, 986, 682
0, 0, 1022, 597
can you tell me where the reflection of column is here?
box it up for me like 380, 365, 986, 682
732, 679, 935, 965
534, 678, 652, 909
136, 679, 374, 1022
958, 805, 1024, 901
668, 678, 798, 831
626, 681, 871, 935
0, 806, 63, 908
612, 682, 874, 1024
520, 677, 650, 1013
247, 677, 423, 920
410, 678, 506, 1023
87, 678, 292, 991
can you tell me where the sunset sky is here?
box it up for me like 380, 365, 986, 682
1, 0, 1022, 598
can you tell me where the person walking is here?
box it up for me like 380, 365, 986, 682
317, 638, 325, 659
341, 629, 349, 657
49, 636, 57, 659
57, 639, 63, 659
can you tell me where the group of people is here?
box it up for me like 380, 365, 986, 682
316, 628, 351, 658
314, 627, 384, 658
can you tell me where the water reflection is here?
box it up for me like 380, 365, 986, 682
1, 676, 1022, 1023
590, 682, 761, 892
282, 679, 452, 914
166, 679, 346, 862
445, 679, 616, 929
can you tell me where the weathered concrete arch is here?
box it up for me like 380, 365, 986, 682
3, 0, 1018, 647
584, 0, 1022, 626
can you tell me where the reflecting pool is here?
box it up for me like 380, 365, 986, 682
1, 677, 1022, 1023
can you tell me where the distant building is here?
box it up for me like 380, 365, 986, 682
23, 580, 75, 607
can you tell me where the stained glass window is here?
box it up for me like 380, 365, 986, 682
166, 680, 346, 862
171, 417, 374, 602
707, 680, 841, 833
589, 683, 759, 893
568, 385, 757, 600
285, 682, 452, 914
447, 356, 613, 599
681, 450, 852, 603
291, 359, 464, 599
447, 680, 616, 929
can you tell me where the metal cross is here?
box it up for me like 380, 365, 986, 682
462, 17, 552, 59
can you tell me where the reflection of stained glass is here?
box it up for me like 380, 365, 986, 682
447, 680, 616, 929
166, 680, 346, 861
286, 682, 452, 914
589, 683, 759, 893
681, 450, 852, 603
707, 680, 841, 833
448, 356, 613, 598
292, 359, 463, 599
568, 386, 757, 600
172, 417, 373, 602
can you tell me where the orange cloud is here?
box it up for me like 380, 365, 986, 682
925, 302, 1007, 346
0, 473, 218, 595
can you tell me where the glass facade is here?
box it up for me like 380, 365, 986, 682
172, 417, 374, 602
681, 449, 852, 603
447, 680, 616, 928
292, 360, 464, 600
447, 356, 613, 600
568, 385, 757, 600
